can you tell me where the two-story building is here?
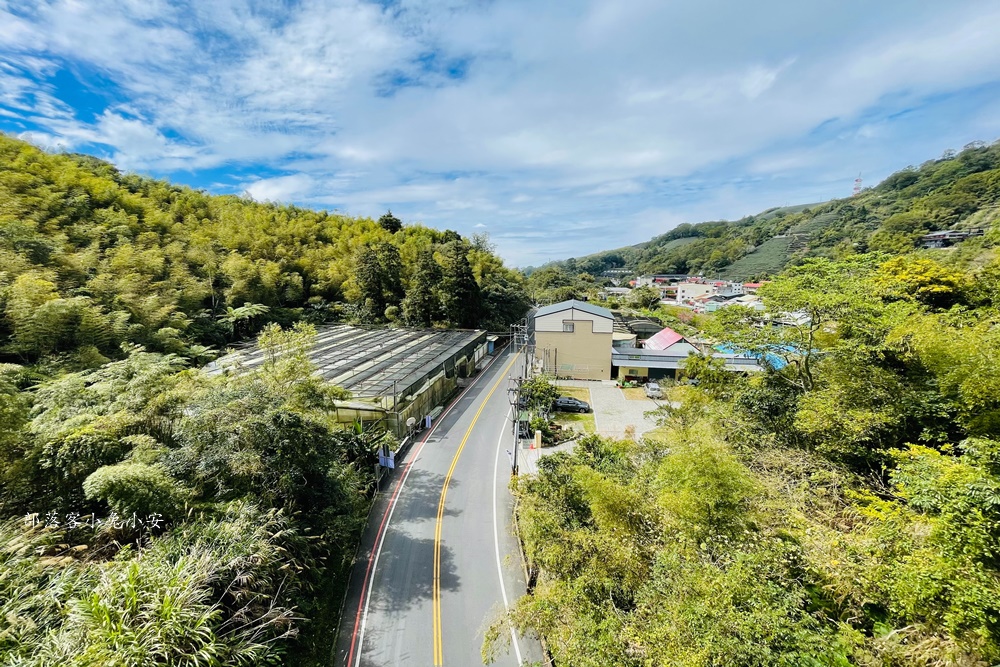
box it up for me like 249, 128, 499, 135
675, 282, 717, 304
532, 299, 614, 380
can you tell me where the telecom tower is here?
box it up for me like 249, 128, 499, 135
853, 173, 863, 196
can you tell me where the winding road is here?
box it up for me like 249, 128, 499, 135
334, 347, 543, 667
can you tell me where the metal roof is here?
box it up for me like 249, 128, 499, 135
534, 299, 613, 320
644, 327, 686, 350
612, 346, 764, 371
206, 324, 486, 398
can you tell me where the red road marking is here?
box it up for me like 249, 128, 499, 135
345, 347, 508, 667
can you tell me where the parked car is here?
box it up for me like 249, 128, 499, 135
644, 382, 662, 399
553, 396, 591, 413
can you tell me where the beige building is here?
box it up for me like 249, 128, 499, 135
675, 282, 716, 303
532, 299, 613, 380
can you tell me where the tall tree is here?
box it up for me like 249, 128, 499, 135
402, 249, 443, 327
480, 273, 531, 330
377, 210, 402, 234
439, 241, 481, 328
353, 242, 404, 321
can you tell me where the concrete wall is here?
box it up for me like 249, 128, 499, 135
534, 318, 612, 380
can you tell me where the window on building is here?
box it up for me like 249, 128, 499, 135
563, 322, 575, 332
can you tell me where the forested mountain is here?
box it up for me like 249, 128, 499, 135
494, 251, 1000, 666
0, 134, 529, 665
0, 133, 529, 369
536, 140, 1000, 280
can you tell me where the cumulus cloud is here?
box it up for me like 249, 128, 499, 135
244, 173, 317, 203
1, 0, 999, 265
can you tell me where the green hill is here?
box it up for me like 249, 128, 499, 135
0, 133, 528, 366
545, 141, 1000, 279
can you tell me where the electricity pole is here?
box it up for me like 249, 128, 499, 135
504, 315, 533, 476
506, 375, 523, 476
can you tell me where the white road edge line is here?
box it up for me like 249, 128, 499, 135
354, 349, 505, 667
493, 402, 524, 665
354, 436, 423, 667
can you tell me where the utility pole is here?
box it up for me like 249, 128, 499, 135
504, 314, 534, 476
506, 375, 524, 476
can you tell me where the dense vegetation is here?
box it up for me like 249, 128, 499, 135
490, 249, 1000, 666
0, 134, 530, 665
0, 324, 391, 665
529, 140, 1000, 286
0, 133, 529, 370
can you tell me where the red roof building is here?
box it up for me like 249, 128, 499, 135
644, 326, 687, 350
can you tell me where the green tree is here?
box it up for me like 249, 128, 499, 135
377, 210, 403, 234
439, 241, 481, 328
627, 285, 661, 309
216, 302, 270, 340
520, 375, 560, 411
480, 273, 531, 331
352, 242, 404, 321
402, 249, 443, 326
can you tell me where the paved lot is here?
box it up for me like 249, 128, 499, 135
554, 379, 661, 439
519, 380, 664, 474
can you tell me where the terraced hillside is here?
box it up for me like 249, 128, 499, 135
716, 236, 793, 279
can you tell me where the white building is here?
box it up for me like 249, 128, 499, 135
675, 282, 716, 303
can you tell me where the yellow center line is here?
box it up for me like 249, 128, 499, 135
433, 353, 518, 665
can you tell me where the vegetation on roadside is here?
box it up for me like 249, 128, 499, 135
488, 248, 1000, 666
0, 323, 391, 665
0, 133, 530, 665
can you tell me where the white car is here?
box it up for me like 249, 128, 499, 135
644, 382, 662, 399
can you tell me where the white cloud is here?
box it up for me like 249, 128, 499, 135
1, 0, 1000, 265
244, 174, 317, 203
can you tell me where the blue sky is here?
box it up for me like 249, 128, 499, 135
2, 1, 1000, 266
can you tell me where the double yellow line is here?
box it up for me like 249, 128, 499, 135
432, 353, 518, 665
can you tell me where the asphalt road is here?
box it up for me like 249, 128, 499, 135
334, 347, 542, 667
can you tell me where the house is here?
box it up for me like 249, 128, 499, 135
658, 284, 678, 301
643, 326, 698, 356
612, 341, 766, 381
742, 282, 764, 294
675, 282, 716, 304
598, 286, 632, 301
920, 229, 985, 248
636, 273, 691, 287
733, 294, 766, 311
532, 299, 614, 380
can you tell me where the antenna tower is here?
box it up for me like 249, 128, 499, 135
853, 173, 863, 196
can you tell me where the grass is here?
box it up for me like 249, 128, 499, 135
642, 424, 671, 442
621, 387, 650, 401
554, 385, 592, 402
553, 411, 596, 435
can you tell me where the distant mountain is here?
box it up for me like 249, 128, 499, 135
541, 141, 1000, 281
